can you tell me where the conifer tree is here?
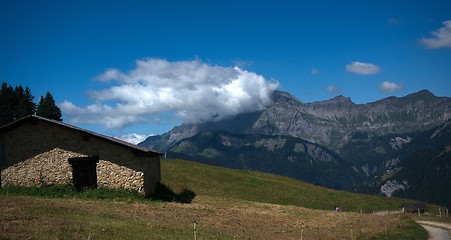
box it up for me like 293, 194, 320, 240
0, 82, 16, 126
36, 92, 62, 121
17, 86, 36, 118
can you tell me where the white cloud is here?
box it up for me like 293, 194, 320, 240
325, 85, 341, 94
232, 59, 254, 68
346, 62, 380, 75
61, 58, 279, 129
115, 133, 153, 145
420, 20, 451, 49
379, 81, 404, 93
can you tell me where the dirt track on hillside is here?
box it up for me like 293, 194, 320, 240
417, 221, 451, 240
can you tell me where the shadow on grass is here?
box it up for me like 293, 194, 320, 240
152, 183, 196, 204
1, 183, 196, 204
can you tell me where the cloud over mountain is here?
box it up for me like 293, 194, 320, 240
420, 20, 451, 49
379, 81, 404, 93
325, 85, 341, 94
346, 62, 380, 75
115, 133, 153, 145
61, 58, 279, 129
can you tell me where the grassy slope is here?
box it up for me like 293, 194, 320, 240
161, 158, 418, 212
0, 158, 434, 239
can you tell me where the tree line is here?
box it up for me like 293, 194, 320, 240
0, 82, 62, 127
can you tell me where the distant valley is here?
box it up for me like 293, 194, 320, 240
140, 89, 451, 207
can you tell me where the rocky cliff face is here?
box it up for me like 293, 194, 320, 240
251, 90, 450, 150
377, 121, 451, 207
141, 89, 450, 152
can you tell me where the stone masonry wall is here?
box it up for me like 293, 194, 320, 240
0, 118, 161, 195
97, 160, 145, 193
1, 148, 146, 193
1, 148, 84, 187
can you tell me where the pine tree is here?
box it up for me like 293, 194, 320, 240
0, 82, 16, 126
36, 92, 62, 121
17, 86, 36, 118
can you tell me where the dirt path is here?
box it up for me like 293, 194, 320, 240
416, 221, 451, 240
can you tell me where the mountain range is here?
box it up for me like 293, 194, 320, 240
140, 89, 451, 207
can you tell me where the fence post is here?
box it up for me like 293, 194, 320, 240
193, 221, 197, 240
417, 209, 420, 217
384, 224, 387, 240
439, 208, 442, 218
301, 222, 305, 240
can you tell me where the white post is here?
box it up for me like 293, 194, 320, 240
439, 208, 442, 218
384, 224, 387, 240
418, 209, 421, 217
301, 222, 304, 240
193, 221, 197, 240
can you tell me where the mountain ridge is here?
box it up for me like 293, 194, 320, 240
139, 89, 451, 206
141, 89, 450, 151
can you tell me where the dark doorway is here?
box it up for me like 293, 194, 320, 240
68, 156, 99, 190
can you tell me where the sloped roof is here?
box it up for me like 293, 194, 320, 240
402, 202, 427, 211
0, 115, 164, 157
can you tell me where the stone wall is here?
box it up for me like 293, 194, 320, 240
0, 117, 161, 195
1, 148, 83, 187
1, 148, 146, 194
97, 160, 145, 193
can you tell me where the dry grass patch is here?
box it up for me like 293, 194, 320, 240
0, 195, 424, 239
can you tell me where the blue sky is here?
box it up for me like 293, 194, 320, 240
1, 0, 450, 143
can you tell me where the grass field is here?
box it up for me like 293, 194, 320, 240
0, 195, 428, 239
0, 158, 442, 239
160, 159, 422, 212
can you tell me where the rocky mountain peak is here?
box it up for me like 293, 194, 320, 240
304, 95, 355, 108
271, 90, 302, 104
328, 95, 354, 104
402, 89, 435, 101
141, 89, 450, 152
374, 89, 437, 105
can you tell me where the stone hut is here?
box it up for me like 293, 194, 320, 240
402, 202, 427, 213
0, 115, 163, 196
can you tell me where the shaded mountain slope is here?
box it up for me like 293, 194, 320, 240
168, 131, 358, 190
380, 121, 451, 207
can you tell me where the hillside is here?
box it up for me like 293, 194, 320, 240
160, 158, 418, 212
341, 121, 451, 208
140, 90, 451, 206
168, 131, 359, 190
382, 121, 451, 207
1, 158, 433, 239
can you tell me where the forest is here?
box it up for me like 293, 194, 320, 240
0, 82, 62, 127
